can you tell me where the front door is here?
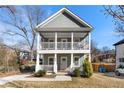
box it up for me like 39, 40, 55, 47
60, 57, 67, 70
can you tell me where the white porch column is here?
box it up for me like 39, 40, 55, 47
55, 32, 57, 50
88, 33, 91, 62
54, 53, 57, 74
70, 53, 73, 72
35, 33, 41, 72
71, 32, 74, 50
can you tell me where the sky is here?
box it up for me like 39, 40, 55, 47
0, 5, 123, 49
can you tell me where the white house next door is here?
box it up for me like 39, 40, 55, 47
60, 57, 67, 70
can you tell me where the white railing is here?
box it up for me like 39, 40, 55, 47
73, 42, 89, 50
42, 42, 55, 50
57, 42, 71, 50
41, 42, 89, 50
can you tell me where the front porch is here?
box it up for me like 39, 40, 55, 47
35, 53, 88, 73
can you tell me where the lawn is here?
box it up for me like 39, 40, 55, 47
1, 73, 124, 88
0, 71, 20, 78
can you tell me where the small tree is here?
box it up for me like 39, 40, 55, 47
83, 57, 93, 78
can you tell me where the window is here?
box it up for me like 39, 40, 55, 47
48, 57, 54, 65
74, 56, 79, 66
119, 58, 124, 62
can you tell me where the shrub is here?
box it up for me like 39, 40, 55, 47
34, 70, 46, 77
82, 58, 93, 78
73, 68, 80, 77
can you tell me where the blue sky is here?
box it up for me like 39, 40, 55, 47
41, 5, 124, 49
0, 5, 123, 49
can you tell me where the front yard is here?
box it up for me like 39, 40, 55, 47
1, 73, 124, 88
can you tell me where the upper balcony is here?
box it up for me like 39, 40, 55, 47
37, 32, 91, 52
41, 42, 89, 50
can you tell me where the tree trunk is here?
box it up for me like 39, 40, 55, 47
30, 50, 34, 62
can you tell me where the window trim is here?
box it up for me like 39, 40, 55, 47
48, 56, 54, 65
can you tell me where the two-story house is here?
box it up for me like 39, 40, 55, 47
35, 8, 93, 74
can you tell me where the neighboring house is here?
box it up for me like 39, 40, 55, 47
20, 50, 30, 60
114, 39, 124, 68
35, 8, 93, 73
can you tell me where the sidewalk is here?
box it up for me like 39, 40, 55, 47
0, 74, 72, 85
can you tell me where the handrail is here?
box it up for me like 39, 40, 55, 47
41, 42, 89, 50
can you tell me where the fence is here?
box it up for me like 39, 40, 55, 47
92, 63, 116, 72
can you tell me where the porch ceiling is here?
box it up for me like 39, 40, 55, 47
40, 32, 88, 38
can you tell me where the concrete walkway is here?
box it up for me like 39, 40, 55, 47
0, 74, 72, 85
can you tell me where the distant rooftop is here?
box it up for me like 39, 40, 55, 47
114, 39, 124, 46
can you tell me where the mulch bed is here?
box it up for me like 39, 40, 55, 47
26, 74, 56, 78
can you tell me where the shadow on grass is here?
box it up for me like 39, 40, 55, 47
102, 72, 124, 79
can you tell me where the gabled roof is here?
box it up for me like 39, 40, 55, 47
113, 39, 124, 46
36, 8, 93, 31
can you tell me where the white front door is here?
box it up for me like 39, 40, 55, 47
60, 57, 67, 70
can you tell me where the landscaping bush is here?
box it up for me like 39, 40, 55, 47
82, 58, 93, 78
34, 70, 46, 77
73, 68, 80, 77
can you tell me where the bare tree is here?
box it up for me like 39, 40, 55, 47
104, 5, 124, 36
0, 6, 44, 61
101, 46, 110, 53
91, 40, 101, 62
0, 39, 18, 72
0, 5, 16, 13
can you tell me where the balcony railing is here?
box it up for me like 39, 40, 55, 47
42, 42, 55, 50
57, 42, 71, 50
73, 42, 89, 50
41, 42, 89, 50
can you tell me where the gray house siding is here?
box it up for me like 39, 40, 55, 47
43, 54, 54, 65
43, 54, 84, 71
42, 13, 80, 28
